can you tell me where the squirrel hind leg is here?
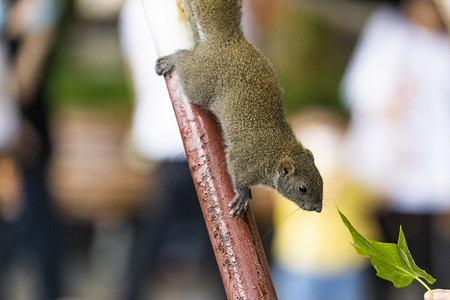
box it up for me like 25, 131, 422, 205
155, 55, 175, 76
155, 49, 192, 77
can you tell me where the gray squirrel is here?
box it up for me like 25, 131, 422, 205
156, 0, 323, 216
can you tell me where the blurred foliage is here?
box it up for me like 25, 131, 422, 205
262, 4, 357, 115
46, 13, 132, 111
48, 56, 132, 109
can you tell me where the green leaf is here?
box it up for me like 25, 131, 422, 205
338, 209, 436, 289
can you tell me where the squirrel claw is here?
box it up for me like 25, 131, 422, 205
229, 194, 249, 217
155, 56, 175, 76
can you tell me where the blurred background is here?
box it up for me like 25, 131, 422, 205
0, 0, 449, 299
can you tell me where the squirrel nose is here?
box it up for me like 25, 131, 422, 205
314, 205, 322, 213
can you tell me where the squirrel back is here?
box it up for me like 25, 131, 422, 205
182, 0, 243, 42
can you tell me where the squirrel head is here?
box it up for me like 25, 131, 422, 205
275, 149, 323, 212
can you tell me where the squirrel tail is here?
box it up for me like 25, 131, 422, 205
183, 0, 243, 42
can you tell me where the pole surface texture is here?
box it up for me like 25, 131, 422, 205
165, 74, 278, 300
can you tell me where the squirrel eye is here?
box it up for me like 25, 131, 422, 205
299, 185, 307, 193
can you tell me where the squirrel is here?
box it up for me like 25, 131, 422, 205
156, 0, 323, 216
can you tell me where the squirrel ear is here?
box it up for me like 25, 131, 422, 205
278, 158, 295, 177
306, 149, 314, 161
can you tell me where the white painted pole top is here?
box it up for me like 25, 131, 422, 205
140, 0, 195, 57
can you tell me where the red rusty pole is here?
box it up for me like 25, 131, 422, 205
164, 73, 278, 299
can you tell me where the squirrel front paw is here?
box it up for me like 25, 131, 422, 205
228, 187, 252, 217
155, 55, 175, 76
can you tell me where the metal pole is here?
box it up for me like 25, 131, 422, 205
164, 74, 277, 299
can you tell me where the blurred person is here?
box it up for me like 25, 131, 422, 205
0, 0, 18, 152
270, 110, 381, 300
0, 0, 65, 299
0, 0, 19, 219
341, 0, 450, 298
118, 1, 219, 299
0, 1, 17, 297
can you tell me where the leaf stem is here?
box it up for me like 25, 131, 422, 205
415, 276, 433, 296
